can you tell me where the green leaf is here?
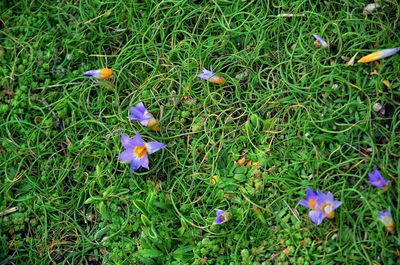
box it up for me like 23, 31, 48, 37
142, 226, 158, 239
84, 196, 102, 204
133, 199, 148, 215
277, 208, 288, 219
254, 209, 267, 225
137, 249, 163, 258
171, 245, 194, 260
97, 202, 110, 220
102, 186, 114, 197
76, 191, 85, 209
145, 192, 155, 212
94, 225, 110, 241
141, 214, 151, 226
233, 173, 248, 181
234, 166, 248, 174
250, 113, 261, 127
263, 117, 276, 130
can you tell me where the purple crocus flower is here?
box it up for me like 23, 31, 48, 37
118, 132, 166, 172
128, 102, 160, 131
213, 209, 228, 224
299, 188, 341, 225
368, 166, 390, 188
317, 191, 342, 220
197, 66, 225, 85
378, 208, 394, 233
197, 67, 215, 80
313, 34, 329, 48
83, 68, 113, 80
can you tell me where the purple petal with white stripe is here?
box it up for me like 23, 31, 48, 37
368, 166, 390, 188
83, 69, 100, 78
146, 141, 166, 154
131, 132, 145, 146
120, 133, 134, 149
309, 210, 327, 225
140, 155, 149, 170
213, 209, 227, 224
197, 68, 215, 80
378, 47, 400, 59
130, 158, 143, 172
129, 102, 153, 126
118, 149, 135, 162
313, 34, 329, 48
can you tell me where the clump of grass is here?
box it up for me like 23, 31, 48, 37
1, 0, 399, 264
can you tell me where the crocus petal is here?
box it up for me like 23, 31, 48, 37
367, 166, 390, 187
120, 133, 134, 149
130, 158, 143, 172
140, 112, 154, 126
131, 132, 145, 146
313, 34, 329, 48
129, 103, 153, 125
215, 209, 225, 216
118, 149, 135, 162
333, 200, 342, 209
213, 215, 225, 224
315, 190, 326, 204
309, 210, 327, 225
146, 141, 166, 154
368, 178, 389, 187
305, 187, 316, 197
213, 209, 228, 224
197, 68, 215, 80
129, 114, 148, 125
378, 208, 392, 220
377, 47, 400, 58
129, 106, 145, 119
83, 69, 100, 78
325, 192, 333, 200
140, 154, 149, 169
299, 199, 310, 208
377, 208, 394, 232
135, 102, 147, 113
317, 191, 341, 211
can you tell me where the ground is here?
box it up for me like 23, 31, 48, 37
0, 1, 399, 264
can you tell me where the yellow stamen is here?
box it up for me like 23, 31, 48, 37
309, 198, 316, 210
134, 145, 148, 158
98, 68, 113, 80
210, 75, 225, 85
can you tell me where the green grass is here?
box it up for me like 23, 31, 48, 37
1, 0, 399, 264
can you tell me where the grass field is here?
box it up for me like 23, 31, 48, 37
0, 0, 399, 264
